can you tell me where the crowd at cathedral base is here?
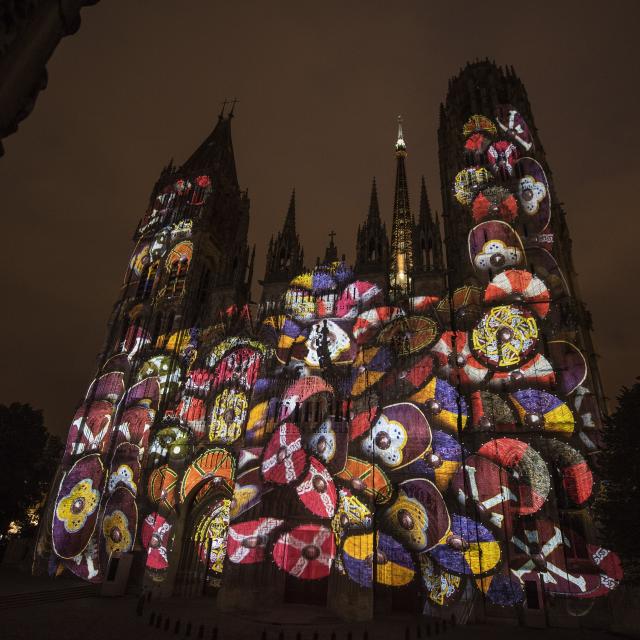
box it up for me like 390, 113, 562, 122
33, 61, 622, 628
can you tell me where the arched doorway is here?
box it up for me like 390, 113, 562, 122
174, 483, 232, 597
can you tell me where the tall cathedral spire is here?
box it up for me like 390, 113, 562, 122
355, 178, 389, 285
261, 189, 304, 303
389, 116, 414, 296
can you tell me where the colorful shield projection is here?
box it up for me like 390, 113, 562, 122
295, 457, 337, 518
305, 417, 348, 475
382, 479, 450, 552
211, 346, 263, 390
547, 440, 593, 506
64, 399, 114, 460
464, 132, 490, 159
305, 319, 354, 367
86, 371, 125, 404
477, 438, 550, 515
410, 377, 469, 433
405, 430, 463, 492
180, 448, 235, 502
100, 486, 137, 561
208, 388, 249, 444
278, 376, 334, 422
454, 167, 492, 206
470, 390, 516, 431
420, 554, 463, 607
526, 247, 569, 300
484, 270, 550, 319
107, 443, 141, 495
352, 306, 405, 345
122, 376, 161, 411
462, 115, 497, 137
227, 518, 283, 564
53, 454, 104, 559
148, 425, 189, 461
431, 331, 489, 386
194, 499, 230, 580
360, 403, 431, 470
515, 158, 550, 232
342, 532, 415, 588
509, 519, 607, 597
487, 141, 518, 177
336, 457, 392, 504
510, 389, 575, 435
471, 186, 518, 224
141, 513, 173, 574
477, 571, 525, 606
430, 515, 501, 577
472, 305, 539, 370
62, 531, 101, 583
148, 465, 179, 513
495, 106, 533, 151
468, 221, 525, 279
273, 524, 335, 580
136, 355, 181, 399
378, 316, 439, 355
488, 353, 555, 391
335, 280, 382, 318
114, 402, 156, 450
548, 341, 588, 396
331, 489, 372, 543
452, 455, 519, 529
129, 239, 151, 278
261, 422, 307, 485
230, 466, 269, 521
350, 346, 392, 397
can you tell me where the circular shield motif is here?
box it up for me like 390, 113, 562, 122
342, 531, 415, 588
378, 316, 439, 355
430, 514, 501, 577
454, 167, 491, 206
272, 524, 335, 580
472, 305, 538, 369
295, 456, 337, 518
382, 478, 450, 552
52, 454, 104, 560
208, 388, 248, 444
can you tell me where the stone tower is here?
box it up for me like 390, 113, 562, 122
261, 190, 304, 305
438, 60, 606, 418
412, 176, 444, 296
354, 178, 389, 290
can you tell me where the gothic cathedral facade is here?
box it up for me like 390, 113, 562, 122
36, 62, 621, 625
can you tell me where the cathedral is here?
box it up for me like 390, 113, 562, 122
35, 61, 622, 626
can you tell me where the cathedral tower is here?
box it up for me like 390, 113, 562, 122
389, 117, 415, 297
412, 176, 444, 296
438, 60, 606, 418
354, 178, 389, 289
261, 190, 304, 304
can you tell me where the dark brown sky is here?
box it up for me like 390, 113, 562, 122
1, 0, 639, 438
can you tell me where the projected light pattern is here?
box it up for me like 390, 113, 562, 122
42, 103, 619, 621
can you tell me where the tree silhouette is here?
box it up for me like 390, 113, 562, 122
0, 403, 61, 537
595, 380, 640, 584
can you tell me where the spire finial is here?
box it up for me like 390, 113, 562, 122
219, 98, 228, 120
395, 115, 407, 157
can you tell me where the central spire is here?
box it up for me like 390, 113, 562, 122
390, 115, 414, 297
395, 115, 407, 156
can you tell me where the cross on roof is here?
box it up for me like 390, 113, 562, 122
329, 230, 336, 243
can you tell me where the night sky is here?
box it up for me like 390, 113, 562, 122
1, 1, 639, 439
